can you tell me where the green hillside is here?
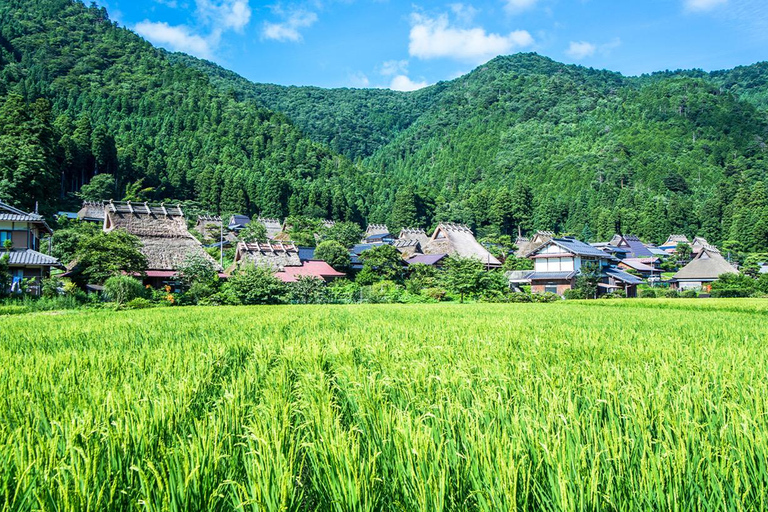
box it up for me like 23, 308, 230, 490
2, 0, 768, 251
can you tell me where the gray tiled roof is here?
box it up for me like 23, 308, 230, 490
604, 268, 643, 285
5, 249, 62, 267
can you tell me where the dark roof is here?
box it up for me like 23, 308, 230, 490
548, 238, 615, 259
0, 201, 52, 233
611, 234, 654, 258
604, 268, 643, 285
364, 232, 395, 242
228, 214, 251, 229
528, 271, 578, 280
6, 249, 63, 268
298, 246, 316, 261
406, 254, 447, 265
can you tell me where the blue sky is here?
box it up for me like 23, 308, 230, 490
97, 0, 768, 90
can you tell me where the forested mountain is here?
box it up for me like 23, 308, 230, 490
0, 0, 366, 222
2, 0, 768, 252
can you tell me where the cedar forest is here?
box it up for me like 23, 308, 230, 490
2, 0, 768, 251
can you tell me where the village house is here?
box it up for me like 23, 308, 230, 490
0, 201, 63, 295
230, 241, 345, 282
258, 217, 283, 239
77, 201, 106, 223
515, 231, 554, 258
671, 246, 737, 291
422, 223, 502, 268
103, 200, 222, 287
227, 214, 251, 231
363, 224, 395, 243
194, 215, 223, 240
660, 234, 691, 253
525, 237, 642, 297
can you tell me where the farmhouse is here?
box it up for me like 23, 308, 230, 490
526, 237, 641, 297
671, 246, 737, 291
422, 223, 502, 268
608, 234, 655, 258
515, 231, 554, 258
103, 200, 222, 286
660, 234, 691, 253
0, 201, 63, 295
230, 241, 344, 282
258, 217, 283, 239
228, 214, 251, 231
363, 224, 394, 243
77, 201, 106, 223
392, 238, 422, 258
194, 215, 222, 240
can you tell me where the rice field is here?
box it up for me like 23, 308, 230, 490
1, 299, 768, 511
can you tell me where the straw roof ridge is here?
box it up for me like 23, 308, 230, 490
107, 200, 184, 217
197, 214, 221, 222
673, 247, 736, 280
365, 224, 389, 235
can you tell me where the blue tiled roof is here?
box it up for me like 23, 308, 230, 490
552, 238, 615, 258
298, 247, 315, 261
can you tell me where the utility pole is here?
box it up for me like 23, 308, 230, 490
220, 219, 224, 269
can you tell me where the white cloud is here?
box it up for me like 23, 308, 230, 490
390, 75, 429, 91
196, 0, 252, 32
262, 10, 318, 42
565, 40, 596, 59
348, 72, 370, 87
379, 59, 409, 76
684, 0, 727, 12
504, 0, 538, 14
409, 13, 534, 62
449, 3, 479, 24
134, 20, 214, 58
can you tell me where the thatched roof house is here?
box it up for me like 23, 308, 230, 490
423, 223, 502, 267
660, 234, 690, 252
393, 238, 422, 258
103, 201, 222, 276
257, 217, 283, 239
230, 241, 344, 282
398, 228, 430, 247
77, 201, 106, 223
231, 241, 301, 270
515, 231, 554, 258
195, 215, 222, 240
671, 246, 737, 290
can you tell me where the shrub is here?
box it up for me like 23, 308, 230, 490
421, 287, 447, 302
563, 288, 586, 300
508, 292, 533, 303
680, 289, 698, 298
41, 276, 63, 298
228, 264, 287, 305
288, 276, 328, 304
125, 297, 152, 309
662, 289, 680, 298
314, 240, 351, 271
639, 288, 657, 298
103, 275, 146, 305
532, 292, 560, 303
326, 280, 361, 304
711, 288, 752, 298
364, 280, 402, 303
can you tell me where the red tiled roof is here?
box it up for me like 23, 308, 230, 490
275, 261, 345, 282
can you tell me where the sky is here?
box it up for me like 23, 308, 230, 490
96, 0, 768, 90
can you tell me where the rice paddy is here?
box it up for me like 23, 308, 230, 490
2, 299, 768, 511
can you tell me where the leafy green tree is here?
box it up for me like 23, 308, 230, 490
288, 276, 327, 304
319, 221, 363, 248
283, 216, 323, 247
389, 187, 419, 232
574, 261, 602, 299
315, 240, 351, 271
227, 263, 287, 305
178, 253, 219, 303
356, 244, 404, 284
237, 220, 268, 243
78, 174, 116, 201
103, 275, 146, 306
73, 229, 147, 284
0, 253, 10, 297
442, 256, 486, 303
675, 243, 692, 263
51, 218, 100, 265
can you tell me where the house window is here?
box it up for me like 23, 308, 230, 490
545, 285, 558, 294
0, 231, 11, 246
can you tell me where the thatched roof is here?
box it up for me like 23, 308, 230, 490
673, 247, 737, 281
399, 228, 430, 247
393, 238, 422, 258
231, 241, 301, 271
104, 201, 221, 272
195, 215, 222, 239
515, 231, 554, 257
662, 234, 690, 247
423, 223, 502, 267
365, 224, 389, 236
257, 217, 283, 238
77, 201, 106, 223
